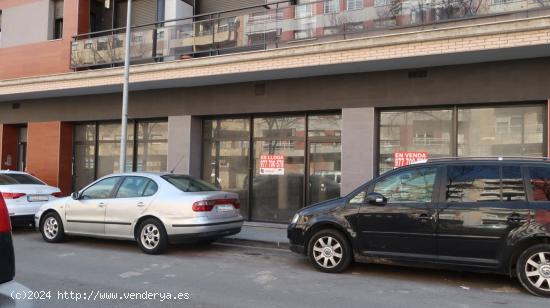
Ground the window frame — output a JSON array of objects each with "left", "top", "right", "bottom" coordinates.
[
  {"left": 370, "top": 165, "right": 441, "bottom": 204},
  {"left": 347, "top": 0, "right": 364, "bottom": 11},
  {"left": 80, "top": 176, "right": 122, "bottom": 200},
  {"left": 444, "top": 163, "right": 502, "bottom": 204},
  {"left": 324, "top": 0, "right": 340, "bottom": 14},
  {"left": 347, "top": 164, "right": 442, "bottom": 205},
  {"left": 113, "top": 176, "right": 158, "bottom": 199},
  {"left": 441, "top": 162, "right": 530, "bottom": 205}
]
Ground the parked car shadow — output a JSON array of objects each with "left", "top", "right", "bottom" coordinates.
[{"left": 291, "top": 256, "right": 525, "bottom": 295}]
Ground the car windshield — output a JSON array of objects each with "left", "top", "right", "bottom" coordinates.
[
  {"left": 162, "top": 175, "right": 218, "bottom": 192},
  {"left": 0, "top": 173, "right": 45, "bottom": 185}
]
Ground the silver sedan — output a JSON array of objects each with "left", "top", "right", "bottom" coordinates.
[{"left": 35, "top": 173, "right": 243, "bottom": 254}]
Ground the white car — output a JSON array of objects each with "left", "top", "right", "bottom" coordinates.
[
  {"left": 0, "top": 171, "right": 61, "bottom": 226},
  {"left": 35, "top": 172, "right": 244, "bottom": 254}
]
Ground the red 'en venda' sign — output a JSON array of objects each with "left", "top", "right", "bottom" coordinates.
[
  {"left": 394, "top": 152, "right": 429, "bottom": 168},
  {"left": 259, "top": 155, "right": 285, "bottom": 175}
]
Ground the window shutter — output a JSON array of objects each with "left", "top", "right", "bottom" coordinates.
[
  {"left": 54, "top": 0, "right": 64, "bottom": 19},
  {"left": 198, "top": 0, "right": 266, "bottom": 15}
]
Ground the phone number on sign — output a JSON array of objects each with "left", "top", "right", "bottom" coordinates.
[{"left": 11, "top": 290, "right": 191, "bottom": 302}]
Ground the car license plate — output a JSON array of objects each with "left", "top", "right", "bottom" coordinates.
[
  {"left": 216, "top": 204, "right": 234, "bottom": 212},
  {"left": 27, "top": 195, "right": 49, "bottom": 202}
]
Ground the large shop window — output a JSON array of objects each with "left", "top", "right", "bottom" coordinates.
[
  {"left": 73, "top": 120, "right": 168, "bottom": 190},
  {"left": 203, "top": 114, "right": 341, "bottom": 223},
  {"left": 379, "top": 104, "right": 546, "bottom": 174}
]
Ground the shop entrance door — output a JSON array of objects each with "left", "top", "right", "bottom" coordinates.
[{"left": 307, "top": 142, "right": 341, "bottom": 205}]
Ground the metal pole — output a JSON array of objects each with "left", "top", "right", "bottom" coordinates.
[{"left": 120, "top": 0, "right": 133, "bottom": 173}]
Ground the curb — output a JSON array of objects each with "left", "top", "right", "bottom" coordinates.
[{"left": 216, "top": 237, "right": 290, "bottom": 250}]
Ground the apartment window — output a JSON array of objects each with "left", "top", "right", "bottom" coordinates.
[
  {"left": 345, "top": 22, "right": 365, "bottom": 32},
  {"left": 324, "top": 0, "right": 340, "bottom": 14},
  {"left": 347, "top": 0, "right": 364, "bottom": 10},
  {"left": 53, "top": 0, "right": 64, "bottom": 39},
  {"left": 374, "top": 0, "right": 390, "bottom": 6},
  {"left": 294, "top": 19, "right": 315, "bottom": 39},
  {"left": 294, "top": 29, "right": 314, "bottom": 40},
  {"left": 492, "top": 0, "right": 512, "bottom": 4},
  {"left": 295, "top": 0, "right": 314, "bottom": 18},
  {"left": 0, "top": 10, "right": 3, "bottom": 44},
  {"left": 323, "top": 26, "right": 340, "bottom": 36}
]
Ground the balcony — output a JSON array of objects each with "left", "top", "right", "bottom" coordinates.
[{"left": 70, "top": 0, "right": 550, "bottom": 69}]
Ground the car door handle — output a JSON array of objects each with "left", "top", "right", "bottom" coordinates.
[
  {"left": 137, "top": 202, "right": 145, "bottom": 207},
  {"left": 416, "top": 213, "right": 434, "bottom": 221},
  {"left": 98, "top": 202, "right": 107, "bottom": 208},
  {"left": 507, "top": 213, "right": 527, "bottom": 224}
]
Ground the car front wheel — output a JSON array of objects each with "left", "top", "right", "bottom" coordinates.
[
  {"left": 40, "top": 212, "right": 65, "bottom": 243},
  {"left": 517, "top": 244, "right": 550, "bottom": 297},
  {"left": 137, "top": 218, "right": 168, "bottom": 255},
  {"left": 308, "top": 229, "right": 352, "bottom": 273}
]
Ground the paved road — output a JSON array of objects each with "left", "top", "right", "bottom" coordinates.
[{"left": 9, "top": 228, "right": 548, "bottom": 308}]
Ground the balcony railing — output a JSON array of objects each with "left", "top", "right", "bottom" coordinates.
[{"left": 70, "top": 0, "right": 550, "bottom": 69}]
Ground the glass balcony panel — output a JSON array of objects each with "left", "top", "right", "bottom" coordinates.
[{"left": 70, "top": 0, "right": 550, "bottom": 69}]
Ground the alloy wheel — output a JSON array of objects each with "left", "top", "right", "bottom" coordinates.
[
  {"left": 141, "top": 224, "right": 160, "bottom": 250},
  {"left": 525, "top": 251, "right": 550, "bottom": 292},
  {"left": 43, "top": 217, "right": 59, "bottom": 240},
  {"left": 312, "top": 236, "right": 343, "bottom": 269}
]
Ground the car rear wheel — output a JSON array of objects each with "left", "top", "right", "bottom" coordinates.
[
  {"left": 137, "top": 218, "right": 168, "bottom": 255},
  {"left": 517, "top": 244, "right": 550, "bottom": 297},
  {"left": 308, "top": 229, "right": 352, "bottom": 273},
  {"left": 40, "top": 212, "right": 65, "bottom": 243}
]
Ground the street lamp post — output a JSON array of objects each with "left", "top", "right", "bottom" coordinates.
[{"left": 120, "top": 0, "right": 133, "bottom": 173}]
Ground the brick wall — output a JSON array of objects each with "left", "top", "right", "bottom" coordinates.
[{"left": 0, "top": 0, "right": 90, "bottom": 80}]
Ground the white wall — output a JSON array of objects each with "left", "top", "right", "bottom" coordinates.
[
  {"left": 0, "top": 0, "right": 53, "bottom": 48},
  {"left": 164, "top": 0, "right": 193, "bottom": 22}
]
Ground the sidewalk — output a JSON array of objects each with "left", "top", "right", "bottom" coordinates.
[{"left": 217, "top": 221, "right": 289, "bottom": 249}]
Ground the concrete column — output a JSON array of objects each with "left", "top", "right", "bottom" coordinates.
[
  {"left": 341, "top": 107, "right": 376, "bottom": 196},
  {"left": 167, "top": 115, "right": 202, "bottom": 177},
  {"left": 26, "top": 122, "right": 73, "bottom": 195}
]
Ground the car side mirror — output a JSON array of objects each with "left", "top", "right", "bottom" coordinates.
[
  {"left": 366, "top": 192, "right": 387, "bottom": 206},
  {"left": 71, "top": 192, "right": 80, "bottom": 200}
]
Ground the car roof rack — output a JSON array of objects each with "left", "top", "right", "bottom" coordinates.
[{"left": 427, "top": 156, "right": 550, "bottom": 162}]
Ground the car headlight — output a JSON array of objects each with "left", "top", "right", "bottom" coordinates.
[{"left": 291, "top": 213, "right": 300, "bottom": 224}]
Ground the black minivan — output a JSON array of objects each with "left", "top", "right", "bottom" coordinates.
[{"left": 288, "top": 158, "right": 550, "bottom": 297}]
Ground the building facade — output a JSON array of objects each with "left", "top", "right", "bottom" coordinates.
[{"left": 1, "top": 0, "right": 549, "bottom": 223}]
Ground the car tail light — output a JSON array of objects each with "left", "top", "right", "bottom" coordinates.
[
  {"left": 0, "top": 194, "right": 11, "bottom": 233},
  {"left": 1, "top": 192, "right": 26, "bottom": 199},
  {"left": 192, "top": 199, "right": 240, "bottom": 212},
  {"left": 51, "top": 192, "right": 63, "bottom": 198}
]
